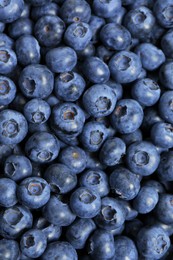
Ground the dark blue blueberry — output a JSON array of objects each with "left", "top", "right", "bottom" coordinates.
[
  {"left": 83, "top": 84, "right": 116, "bottom": 117},
  {"left": 133, "top": 186, "right": 159, "bottom": 214},
  {"left": 4, "top": 155, "right": 32, "bottom": 182},
  {"left": 0, "top": 22, "right": 5, "bottom": 32},
  {"left": 0, "top": 33, "right": 14, "bottom": 49},
  {"left": 96, "top": 45, "right": 114, "bottom": 63},
  {"left": 125, "top": 219, "right": 144, "bottom": 239},
  {"left": 85, "top": 152, "right": 106, "bottom": 171},
  {"left": 137, "top": 226, "right": 170, "bottom": 259},
  {"left": 19, "top": 64, "right": 54, "bottom": 99},
  {"left": 0, "top": 143, "right": 12, "bottom": 163},
  {"left": 109, "top": 51, "right": 142, "bottom": 83},
  {"left": 143, "top": 180, "right": 165, "bottom": 193},
  {"left": 70, "top": 187, "right": 101, "bottom": 218},
  {"left": 92, "top": 116, "right": 117, "bottom": 138},
  {"left": 26, "top": 0, "right": 51, "bottom": 6},
  {"left": 151, "top": 122, "right": 173, "bottom": 149},
  {"left": 0, "top": 239, "right": 19, "bottom": 260},
  {"left": 159, "top": 62, "right": 173, "bottom": 89},
  {"left": 80, "top": 122, "right": 108, "bottom": 152},
  {"left": 117, "top": 199, "right": 138, "bottom": 221},
  {"left": 0, "top": 0, "right": 24, "bottom": 23},
  {"left": 0, "top": 47, "right": 17, "bottom": 74},
  {"left": 82, "top": 57, "right": 110, "bottom": 84},
  {"left": 0, "top": 109, "right": 28, "bottom": 145},
  {"left": 15, "top": 35, "right": 40, "bottom": 66},
  {"left": 0, "top": 204, "right": 33, "bottom": 239},
  {"left": 157, "top": 151, "right": 173, "bottom": 181},
  {"left": 142, "top": 107, "right": 163, "bottom": 131},
  {"left": 9, "top": 92, "right": 27, "bottom": 112},
  {"left": 46, "top": 47, "right": 77, "bottom": 73},
  {"left": 77, "top": 43, "right": 96, "bottom": 60},
  {"left": 55, "top": 71, "right": 86, "bottom": 102},
  {"left": 112, "top": 236, "right": 138, "bottom": 260},
  {"left": 92, "top": 0, "right": 121, "bottom": 18},
  {"left": 155, "top": 194, "right": 173, "bottom": 224},
  {"left": 28, "top": 122, "right": 50, "bottom": 134},
  {"left": 110, "top": 99, "right": 143, "bottom": 134},
  {"left": 60, "top": 0, "right": 91, "bottom": 24},
  {"left": 87, "top": 229, "right": 115, "bottom": 259},
  {"left": 135, "top": 43, "right": 165, "bottom": 71},
  {"left": 20, "top": 229, "right": 47, "bottom": 258},
  {"left": 66, "top": 218, "right": 96, "bottom": 249},
  {"left": 106, "top": 79, "right": 123, "bottom": 100},
  {"left": 121, "top": 129, "right": 143, "bottom": 146},
  {"left": 129, "top": 0, "right": 154, "bottom": 9},
  {"left": 100, "top": 23, "right": 131, "bottom": 51},
  {"left": 89, "top": 15, "right": 105, "bottom": 44},
  {"left": 34, "top": 15, "right": 65, "bottom": 47},
  {"left": 24, "top": 98, "right": 51, "bottom": 125},
  {"left": 17, "top": 177, "right": 50, "bottom": 209},
  {"left": 42, "top": 224, "right": 62, "bottom": 243},
  {"left": 106, "top": 7, "right": 126, "bottom": 24},
  {"left": 64, "top": 22, "right": 92, "bottom": 51},
  {"left": 8, "top": 18, "right": 33, "bottom": 40},
  {"left": 31, "top": 2, "right": 59, "bottom": 21},
  {"left": 154, "top": 0, "right": 173, "bottom": 28},
  {"left": 46, "top": 94, "right": 60, "bottom": 108},
  {"left": 79, "top": 169, "right": 110, "bottom": 197},
  {"left": 110, "top": 167, "right": 141, "bottom": 200},
  {"left": 42, "top": 195, "right": 76, "bottom": 226},
  {"left": 41, "top": 241, "right": 78, "bottom": 260},
  {"left": 110, "top": 224, "right": 125, "bottom": 236},
  {"left": 159, "top": 91, "right": 173, "bottom": 124},
  {"left": 0, "top": 178, "right": 17, "bottom": 207},
  {"left": 161, "top": 29, "right": 173, "bottom": 58},
  {"left": 126, "top": 141, "right": 160, "bottom": 176},
  {"left": 132, "top": 78, "right": 161, "bottom": 106},
  {"left": 58, "top": 146, "right": 87, "bottom": 174},
  {"left": 20, "top": 2, "right": 30, "bottom": 18},
  {"left": 25, "top": 132, "right": 60, "bottom": 164},
  {"left": 99, "top": 137, "right": 126, "bottom": 166},
  {"left": 0, "top": 76, "right": 16, "bottom": 106}
]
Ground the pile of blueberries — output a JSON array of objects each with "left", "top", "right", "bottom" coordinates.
[{"left": 1, "top": 0, "right": 173, "bottom": 259}]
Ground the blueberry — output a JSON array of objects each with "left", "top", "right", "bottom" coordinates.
[
  {"left": 106, "top": 79, "right": 123, "bottom": 100},
  {"left": 19, "top": 64, "right": 54, "bottom": 99},
  {"left": 20, "top": 229, "right": 47, "bottom": 258},
  {"left": 46, "top": 47, "right": 77, "bottom": 73},
  {"left": 117, "top": 199, "right": 138, "bottom": 221},
  {"left": 4, "top": 155, "right": 32, "bottom": 182},
  {"left": 142, "top": 107, "right": 163, "bottom": 132},
  {"left": 0, "top": 33, "right": 14, "bottom": 49},
  {"left": 129, "top": 0, "right": 154, "bottom": 9},
  {"left": 0, "top": 178, "right": 17, "bottom": 207},
  {"left": 17, "top": 177, "right": 50, "bottom": 209},
  {"left": 125, "top": 219, "right": 144, "bottom": 239},
  {"left": 154, "top": 0, "right": 173, "bottom": 28},
  {"left": 155, "top": 194, "right": 173, "bottom": 224},
  {"left": 25, "top": 132, "right": 60, "bottom": 164},
  {"left": 96, "top": 45, "right": 114, "bottom": 63},
  {"left": 0, "top": 205, "right": 33, "bottom": 239},
  {"left": 143, "top": 180, "right": 165, "bottom": 193},
  {"left": 0, "top": 76, "right": 16, "bottom": 105},
  {"left": 92, "top": 0, "right": 121, "bottom": 18},
  {"left": 26, "top": 0, "right": 51, "bottom": 6},
  {"left": 20, "top": 2, "right": 30, "bottom": 18},
  {"left": 157, "top": 151, "right": 173, "bottom": 181},
  {"left": 0, "top": 47, "right": 17, "bottom": 75},
  {"left": 126, "top": 141, "right": 160, "bottom": 176},
  {"left": 0, "top": 22, "right": 5, "bottom": 32},
  {"left": 8, "top": 18, "right": 33, "bottom": 40},
  {"left": 31, "top": 2, "right": 59, "bottom": 21},
  {"left": 110, "top": 224, "right": 125, "bottom": 236},
  {"left": 55, "top": 71, "right": 86, "bottom": 102},
  {"left": 159, "top": 91, "right": 173, "bottom": 124},
  {"left": 110, "top": 99, "right": 143, "bottom": 134},
  {"left": 159, "top": 62, "right": 173, "bottom": 89},
  {"left": 79, "top": 169, "right": 110, "bottom": 197},
  {"left": 106, "top": 7, "right": 126, "bottom": 24},
  {"left": 89, "top": 15, "right": 106, "bottom": 44},
  {"left": 0, "top": 239, "right": 20, "bottom": 260},
  {"left": 77, "top": 43, "right": 96, "bottom": 60},
  {"left": 151, "top": 122, "right": 173, "bottom": 149},
  {"left": 109, "top": 51, "right": 142, "bottom": 83},
  {"left": 121, "top": 129, "right": 143, "bottom": 146},
  {"left": 42, "top": 224, "right": 62, "bottom": 243},
  {"left": 0, "top": 0, "right": 24, "bottom": 23},
  {"left": 70, "top": 187, "right": 101, "bottom": 218},
  {"left": 161, "top": 29, "right": 173, "bottom": 58}
]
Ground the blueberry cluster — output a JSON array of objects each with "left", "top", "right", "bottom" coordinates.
[{"left": 0, "top": 0, "right": 173, "bottom": 259}]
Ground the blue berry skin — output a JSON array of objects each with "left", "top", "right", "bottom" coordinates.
[
  {"left": 151, "top": 122, "right": 173, "bottom": 149},
  {"left": 100, "top": 23, "right": 131, "bottom": 51},
  {"left": 24, "top": 98, "right": 51, "bottom": 125},
  {"left": 155, "top": 194, "right": 173, "bottom": 224},
  {"left": 51, "top": 103, "right": 85, "bottom": 139},
  {"left": 44, "top": 163, "right": 77, "bottom": 194},
  {"left": 161, "top": 30, "right": 173, "bottom": 58},
  {"left": 110, "top": 167, "right": 141, "bottom": 200},
  {"left": 77, "top": 43, "right": 96, "bottom": 60},
  {"left": 15, "top": 35, "right": 40, "bottom": 66},
  {"left": 132, "top": 78, "right": 161, "bottom": 107},
  {"left": 87, "top": 229, "right": 115, "bottom": 259},
  {"left": 129, "top": 0, "right": 154, "bottom": 9},
  {"left": 110, "top": 224, "right": 125, "bottom": 236},
  {"left": 121, "top": 129, "right": 143, "bottom": 146},
  {"left": 124, "top": 6, "right": 155, "bottom": 41},
  {"left": 125, "top": 219, "right": 144, "bottom": 239},
  {"left": 89, "top": 15, "right": 105, "bottom": 44},
  {"left": 99, "top": 137, "right": 126, "bottom": 166},
  {"left": 20, "top": 2, "right": 30, "bottom": 18},
  {"left": 159, "top": 91, "right": 173, "bottom": 124},
  {"left": 4, "top": 155, "right": 32, "bottom": 182},
  {"left": 19, "top": 64, "right": 54, "bottom": 99},
  {"left": 92, "top": 0, "right": 121, "bottom": 18},
  {"left": 0, "top": 144, "right": 12, "bottom": 163},
  {"left": 135, "top": 43, "right": 166, "bottom": 71},
  {"left": 0, "top": 22, "right": 5, "bottom": 32},
  {"left": 70, "top": 187, "right": 101, "bottom": 218},
  {"left": 117, "top": 199, "right": 138, "bottom": 221},
  {"left": 143, "top": 180, "right": 165, "bottom": 194},
  {"left": 58, "top": 146, "right": 87, "bottom": 174},
  {"left": 0, "top": 76, "right": 16, "bottom": 106},
  {"left": 0, "top": 109, "right": 28, "bottom": 145},
  {"left": 42, "top": 195, "right": 76, "bottom": 226},
  {"left": 41, "top": 241, "right": 78, "bottom": 260},
  {"left": 17, "top": 177, "right": 50, "bottom": 209},
  {"left": 154, "top": 0, "right": 173, "bottom": 28},
  {"left": 80, "top": 122, "right": 108, "bottom": 152},
  {"left": 157, "top": 152, "right": 173, "bottom": 181},
  {"left": 25, "top": 132, "right": 60, "bottom": 164},
  {"left": 46, "top": 47, "right": 77, "bottom": 73},
  {"left": 142, "top": 108, "right": 163, "bottom": 132},
  {"left": 133, "top": 186, "right": 159, "bottom": 214},
  {"left": 159, "top": 62, "right": 173, "bottom": 89},
  {"left": 0, "top": 205, "right": 33, "bottom": 239},
  {"left": 83, "top": 84, "right": 117, "bottom": 118},
  {"left": 0, "top": 239, "right": 20, "bottom": 260},
  {"left": 137, "top": 226, "right": 170, "bottom": 259},
  {"left": 82, "top": 57, "right": 110, "bottom": 84},
  {"left": 79, "top": 169, "right": 110, "bottom": 197},
  {"left": 106, "top": 80, "right": 123, "bottom": 101},
  {"left": 42, "top": 224, "right": 62, "bottom": 243},
  {"left": 0, "top": 0, "right": 24, "bottom": 23},
  {"left": 0, "top": 178, "right": 17, "bottom": 207},
  {"left": 64, "top": 22, "right": 92, "bottom": 51},
  {"left": 31, "top": 2, "right": 59, "bottom": 21},
  {"left": 95, "top": 197, "right": 126, "bottom": 230},
  {"left": 60, "top": 0, "right": 91, "bottom": 24},
  {"left": 26, "top": 0, "right": 51, "bottom": 6},
  {"left": 20, "top": 229, "right": 47, "bottom": 258},
  {"left": 0, "top": 47, "right": 17, "bottom": 75},
  {"left": 109, "top": 51, "right": 142, "bottom": 83},
  {"left": 46, "top": 94, "right": 60, "bottom": 108},
  {"left": 110, "top": 99, "right": 143, "bottom": 134},
  {"left": 28, "top": 122, "right": 50, "bottom": 134},
  {"left": 0, "top": 33, "right": 14, "bottom": 49},
  {"left": 8, "top": 18, "right": 33, "bottom": 40},
  {"left": 34, "top": 15, "right": 65, "bottom": 47},
  {"left": 96, "top": 45, "right": 114, "bottom": 63},
  {"left": 55, "top": 72, "right": 86, "bottom": 102},
  {"left": 112, "top": 236, "right": 138, "bottom": 260},
  {"left": 126, "top": 141, "right": 160, "bottom": 176},
  {"left": 66, "top": 218, "right": 96, "bottom": 249},
  {"left": 106, "top": 7, "right": 126, "bottom": 24}
]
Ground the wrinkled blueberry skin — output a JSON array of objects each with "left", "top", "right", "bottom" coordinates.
[
  {"left": 92, "top": 0, "right": 122, "bottom": 18},
  {"left": 154, "top": 0, "right": 173, "bottom": 28},
  {"left": 8, "top": 18, "right": 33, "bottom": 40},
  {"left": 0, "top": 0, "right": 24, "bottom": 23},
  {"left": 31, "top": 2, "right": 59, "bottom": 21},
  {"left": 0, "top": 178, "right": 18, "bottom": 207},
  {"left": 0, "top": 239, "right": 20, "bottom": 260}
]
